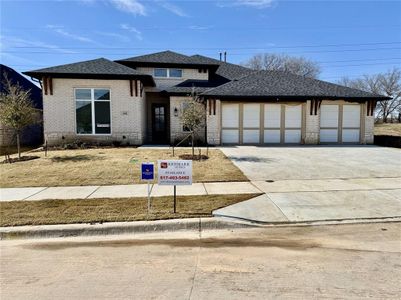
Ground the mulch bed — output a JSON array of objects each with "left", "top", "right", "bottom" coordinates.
[{"left": 2, "top": 156, "right": 40, "bottom": 164}]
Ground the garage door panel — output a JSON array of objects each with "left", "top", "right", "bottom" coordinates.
[
  {"left": 343, "top": 105, "right": 361, "bottom": 128},
  {"left": 264, "top": 130, "right": 281, "bottom": 143},
  {"left": 264, "top": 104, "right": 281, "bottom": 128},
  {"left": 285, "top": 105, "right": 302, "bottom": 128},
  {"left": 320, "top": 105, "right": 339, "bottom": 128},
  {"left": 343, "top": 129, "right": 360, "bottom": 143},
  {"left": 222, "top": 129, "right": 239, "bottom": 144},
  {"left": 222, "top": 104, "right": 239, "bottom": 128},
  {"left": 243, "top": 129, "right": 260, "bottom": 143},
  {"left": 243, "top": 104, "right": 260, "bottom": 128},
  {"left": 320, "top": 129, "right": 338, "bottom": 143},
  {"left": 285, "top": 130, "right": 301, "bottom": 143}
]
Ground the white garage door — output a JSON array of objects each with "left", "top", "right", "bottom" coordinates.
[
  {"left": 284, "top": 105, "right": 302, "bottom": 143},
  {"left": 221, "top": 103, "right": 239, "bottom": 144},
  {"left": 342, "top": 105, "right": 361, "bottom": 142},
  {"left": 243, "top": 103, "right": 260, "bottom": 143},
  {"left": 320, "top": 104, "right": 361, "bottom": 143},
  {"left": 263, "top": 104, "right": 281, "bottom": 143},
  {"left": 320, "top": 104, "right": 339, "bottom": 143},
  {"left": 221, "top": 103, "right": 304, "bottom": 145}
]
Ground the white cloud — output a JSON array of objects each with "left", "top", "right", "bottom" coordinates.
[
  {"left": 121, "top": 24, "right": 143, "bottom": 40},
  {"left": 218, "top": 0, "right": 275, "bottom": 9},
  {"left": 47, "top": 25, "right": 96, "bottom": 43},
  {"left": 158, "top": 1, "right": 188, "bottom": 17},
  {"left": 95, "top": 31, "right": 131, "bottom": 43},
  {"left": 110, "top": 0, "right": 146, "bottom": 16},
  {"left": 188, "top": 25, "right": 212, "bottom": 30},
  {"left": 0, "top": 35, "right": 76, "bottom": 54}
]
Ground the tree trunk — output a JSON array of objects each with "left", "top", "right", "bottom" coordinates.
[
  {"left": 16, "top": 132, "right": 21, "bottom": 159},
  {"left": 191, "top": 132, "right": 194, "bottom": 157}
]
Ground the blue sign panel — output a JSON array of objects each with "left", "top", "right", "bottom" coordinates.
[{"left": 141, "top": 162, "right": 154, "bottom": 181}]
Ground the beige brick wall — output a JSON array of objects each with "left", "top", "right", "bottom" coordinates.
[
  {"left": 170, "top": 96, "right": 206, "bottom": 144},
  {"left": 364, "top": 115, "right": 375, "bottom": 144},
  {"left": 136, "top": 67, "right": 208, "bottom": 89},
  {"left": 304, "top": 100, "right": 320, "bottom": 144},
  {"left": 43, "top": 78, "right": 145, "bottom": 145},
  {"left": 206, "top": 100, "right": 221, "bottom": 145}
]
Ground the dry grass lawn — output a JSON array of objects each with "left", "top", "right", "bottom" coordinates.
[
  {"left": 0, "top": 194, "right": 260, "bottom": 227},
  {"left": 374, "top": 123, "right": 401, "bottom": 136},
  {"left": 0, "top": 148, "right": 247, "bottom": 188}
]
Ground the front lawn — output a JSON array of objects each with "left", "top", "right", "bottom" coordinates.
[
  {"left": 0, "top": 148, "right": 247, "bottom": 187},
  {"left": 0, "top": 194, "right": 260, "bottom": 227}
]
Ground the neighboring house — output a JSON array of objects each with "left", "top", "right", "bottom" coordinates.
[
  {"left": 23, "top": 51, "right": 390, "bottom": 146},
  {"left": 0, "top": 64, "right": 43, "bottom": 147}
]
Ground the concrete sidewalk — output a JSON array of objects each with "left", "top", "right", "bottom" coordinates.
[{"left": 0, "top": 181, "right": 261, "bottom": 201}]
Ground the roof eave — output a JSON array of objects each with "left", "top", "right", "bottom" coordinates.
[
  {"left": 116, "top": 61, "right": 219, "bottom": 70},
  {"left": 200, "top": 94, "right": 391, "bottom": 101},
  {"left": 22, "top": 72, "right": 156, "bottom": 87}
]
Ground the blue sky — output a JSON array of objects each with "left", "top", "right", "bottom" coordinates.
[{"left": 1, "top": 0, "right": 400, "bottom": 82}]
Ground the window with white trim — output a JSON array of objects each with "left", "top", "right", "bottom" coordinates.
[{"left": 75, "top": 88, "right": 111, "bottom": 134}]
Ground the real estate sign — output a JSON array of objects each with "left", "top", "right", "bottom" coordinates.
[{"left": 157, "top": 160, "right": 192, "bottom": 185}]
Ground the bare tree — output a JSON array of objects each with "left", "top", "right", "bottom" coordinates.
[
  {"left": 338, "top": 68, "right": 400, "bottom": 122},
  {"left": 180, "top": 91, "right": 206, "bottom": 157},
  {"left": 0, "top": 75, "right": 40, "bottom": 159},
  {"left": 242, "top": 53, "right": 321, "bottom": 78}
]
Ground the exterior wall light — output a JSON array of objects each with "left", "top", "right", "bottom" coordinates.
[{"left": 174, "top": 107, "right": 179, "bottom": 117}]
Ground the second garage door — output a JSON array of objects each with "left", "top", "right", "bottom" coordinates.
[
  {"left": 221, "top": 103, "right": 303, "bottom": 144},
  {"left": 320, "top": 104, "right": 361, "bottom": 143}
]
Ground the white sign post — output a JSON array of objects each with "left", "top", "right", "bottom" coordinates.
[{"left": 158, "top": 160, "right": 192, "bottom": 213}]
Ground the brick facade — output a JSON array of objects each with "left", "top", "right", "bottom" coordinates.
[{"left": 43, "top": 78, "right": 146, "bottom": 146}]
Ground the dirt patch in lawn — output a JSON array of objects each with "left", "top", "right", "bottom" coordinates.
[
  {"left": 0, "top": 148, "right": 247, "bottom": 188},
  {"left": 0, "top": 194, "right": 260, "bottom": 227}
]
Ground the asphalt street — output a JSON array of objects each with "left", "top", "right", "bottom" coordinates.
[{"left": 1, "top": 222, "right": 401, "bottom": 299}]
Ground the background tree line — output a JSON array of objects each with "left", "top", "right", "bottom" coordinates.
[{"left": 242, "top": 53, "right": 400, "bottom": 122}]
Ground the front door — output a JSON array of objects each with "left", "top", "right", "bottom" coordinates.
[{"left": 152, "top": 104, "right": 167, "bottom": 143}]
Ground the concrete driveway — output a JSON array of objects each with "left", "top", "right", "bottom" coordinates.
[{"left": 216, "top": 146, "right": 401, "bottom": 223}]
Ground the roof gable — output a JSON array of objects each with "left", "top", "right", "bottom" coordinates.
[
  {"left": 23, "top": 58, "right": 155, "bottom": 85},
  {"left": 116, "top": 50, "right": 220, "bottom": 67}
]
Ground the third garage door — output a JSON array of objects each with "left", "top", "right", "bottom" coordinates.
[{"left": 320, "top": 103, "right": 361, "bottom": 143}]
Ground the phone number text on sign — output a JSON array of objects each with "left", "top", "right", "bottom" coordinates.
[{"left": 158, "top": 160, "right": 193, "bottom": 185}]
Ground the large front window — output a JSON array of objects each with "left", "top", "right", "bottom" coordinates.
[{"left": 75, "top": 88, "right": 111, "bottom": 134}]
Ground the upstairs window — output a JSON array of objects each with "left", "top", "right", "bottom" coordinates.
[
  {"left": 169, "top": 69, "right": 183, "bottom": 78},
  {"left": 75, "top": 88, "right": 111, "bottom": 135},
  {"left": 154, "top": 68, "right": 182, "bottom": 78}
]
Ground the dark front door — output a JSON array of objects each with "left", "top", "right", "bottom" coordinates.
[{"left": 152, "top": 104, "right": 168, "bottom": 143}]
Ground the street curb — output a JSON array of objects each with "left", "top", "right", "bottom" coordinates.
[{"left": 0, "top": 217, "right": 256, "bottom": 240}]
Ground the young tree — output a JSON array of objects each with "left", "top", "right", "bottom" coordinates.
[
  {"left": 242, "top": 53, "right": 321, "bottom": 78},
  {"left": 338, "top": 68, "right": 400, "bottom": 122},
  {"left": 180, "top": 91, "right": 206, "bottom": 157},
  {"left": 0, "top": 75, "right": 40, "bottom": 159}
]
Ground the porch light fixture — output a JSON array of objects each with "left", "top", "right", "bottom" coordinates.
[{"left": 174, "top": 107, "right": 179, "bottom": 117}]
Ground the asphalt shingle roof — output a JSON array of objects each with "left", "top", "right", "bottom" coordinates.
[
  {"left": 190, "top": 55, "right": 254, "bottom": 80},
  {"left": 201, "top": 70, "right": 389, "bottom": 100},
  {"left": 24, "top": 58, "right": 155, "bottom": 85},
  {"left": 1, "top": 64, "right": 43, "bottom": 109},
  {"left": 163, "top": 79, "right": 220, "bottom": 94},
  {"left": 117, "top": 50, "right": 219, "bottom": 66}
]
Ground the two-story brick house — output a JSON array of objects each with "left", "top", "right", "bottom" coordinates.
[{"left": 23, "top": 50, "right": 389, "bottom": 146}]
